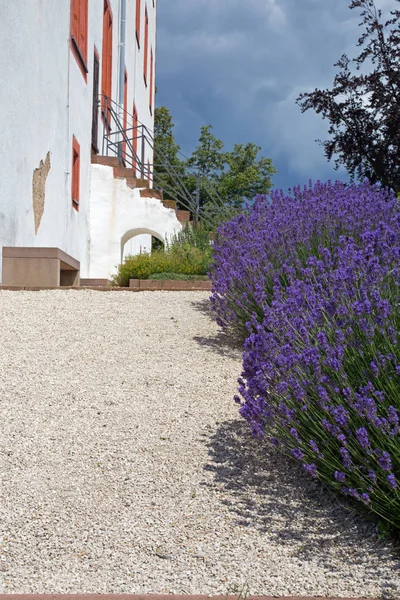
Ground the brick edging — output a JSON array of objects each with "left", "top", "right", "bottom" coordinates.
[
  {"left": 129, "top": 279, "right": 212, "bottom": 291},
  {"left": 0, "top": 285, "right": 211, "bottom": 292},
  {"left": 0, "top": 596, "right": 377, "bottom": 600}
]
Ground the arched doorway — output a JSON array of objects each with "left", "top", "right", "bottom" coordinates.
[{"left": 120, "top": 228, "right": 165, "bottom": 262}]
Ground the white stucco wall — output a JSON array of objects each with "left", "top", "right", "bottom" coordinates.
[
  {"left": 123, "top": 234, "right": 152, "bottom": 258},
  {"left": 0, "top": 0, "right": 157, "bottom": 283},
  {"left": 88, "top": 164, "right": 182, "bottom": 279}
]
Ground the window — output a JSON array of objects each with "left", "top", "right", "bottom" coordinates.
[
  {"left": 149, "top": 47, "right": 154, "bottom": 114},
  {"left": 132, "top": 103, "right": 138, "bottom": 172},
  {"left": 101, "top": 0, "right": 113, "bottom": 128},
  {"left": 136, "top": 0, "right": 141, "bottom": 47},
  {"left": 70, "top": 0, "right": 88, "bottom": 80},
  {"left": 143, "top": 7, "right": 149, "bottom": 86},
  {"left": 71, "top": 137, "right": 80, "bottom": 211},
  {"left": 122, "top": 70, "right": 128, "bottom": 161}
]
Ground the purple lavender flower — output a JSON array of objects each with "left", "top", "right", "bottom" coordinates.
[
  {"left": 340, "top": 447, "right": 353, "bottom": 469},
  {"left": 291, "top": 447, "right": 305, "bottom": 461},
  {"left": 370, "top": 362, "right": 379, "bottom": 377},
  {"left": 378, "top": 451, "right": 393, "bottom": 472},
  {"left": 290, "top": 427, "right": 300, "bottom": 440},
  {"left": 302, "top": 463, "right": 318, "bottom": 478},
  {"left": 387, "top": 474, "right": 397, "bottom": 489},
  {"left": 356, "top": 427, "right": 370, "bottom": 450},
  {"left": 334, "top": 471, "right": 346, "bottom": 482}
]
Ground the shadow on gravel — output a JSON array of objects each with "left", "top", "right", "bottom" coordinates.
[
  {"left": 190, "top": 298, "right": 214, "bottom": 319},
  {"left": 201, "top": 417, "right": 400, "bottom": 588},
  {"left": 191, "top": 299, "right": 244, "bottom": 358},
  {"left": 193, "top": 331, "right": 242, "bottom": 359}
]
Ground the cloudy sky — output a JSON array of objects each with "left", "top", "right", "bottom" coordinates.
[{"left": 155, "top": 0, "right": 397, "bottom": 193}]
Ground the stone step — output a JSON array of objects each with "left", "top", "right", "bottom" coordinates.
[
  {"left": 140, "top": 188, "right": 163, "bottom": 200},
  {"left": 162, "top": 199, "right": 177, "bottom": 209},
  {"left": 91, "top": 155, "right": 121, "bottom": 167}
]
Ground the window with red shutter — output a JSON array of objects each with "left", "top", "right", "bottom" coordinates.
[
  {"left": 143, "top": 7, "right": 148, "bottom": 86},
  {"left": 136, "top": 0, "right": 141, "bottom": 47},
  {"left": 70, "top": 0, "right": 88, "bottom": 80},
  {"left": 101, "top": 0, "right": 113, "bottom": 129}
]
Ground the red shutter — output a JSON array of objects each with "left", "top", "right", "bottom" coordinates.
[
  {"left": 71, "top": 0, "right": 79, "bottom": 42},
  {"left": 101, "top": 0, "right": 113, "bottom": 125},
  {"left": 136, "top": 0, "right": 141, "bottom": 45},
  {"left": 79, "top": 0, "right": 88, "bottom": 63},
  {"left": 143, "top": 8, "right": 148, "bottom": 85}
]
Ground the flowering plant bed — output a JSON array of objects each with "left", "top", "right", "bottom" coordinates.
[{"left": 210, "top": 180, "right": 400, "bottom": 532}]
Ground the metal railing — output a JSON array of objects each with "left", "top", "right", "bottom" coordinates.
[{"left": 100, "top": 95, "right": 224, "bottom": 226}]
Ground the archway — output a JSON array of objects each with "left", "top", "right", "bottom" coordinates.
[{"left": 121, "top": 228, "right": 165, "bottom": 263}]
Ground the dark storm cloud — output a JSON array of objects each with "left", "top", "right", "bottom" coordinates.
[{"left": 156, "top": 0, "right": 396, "bottom": 191}]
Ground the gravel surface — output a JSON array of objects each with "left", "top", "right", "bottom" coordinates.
[{"left": 0, "top": 289, "right": 399, "bottom": 596}]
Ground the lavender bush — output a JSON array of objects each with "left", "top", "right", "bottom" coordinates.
[{"left": 209, "top": 180, "right": 400, "bottom": 529}]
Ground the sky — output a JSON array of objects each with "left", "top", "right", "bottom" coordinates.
[{"left": 155, "top": 0, "right": 397, "bottom": 194}]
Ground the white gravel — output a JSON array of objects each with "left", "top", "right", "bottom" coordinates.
[{"left": 0, "top": 289, "right": 399, "bottom": 596}]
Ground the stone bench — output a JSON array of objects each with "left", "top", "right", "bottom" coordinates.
[{"left": 2, "top": 247, "right": 80, "bottom": 287}]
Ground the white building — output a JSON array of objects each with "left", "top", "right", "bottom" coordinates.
[{"left": 0, "top": 0, "right": 184, "bottom": 283}]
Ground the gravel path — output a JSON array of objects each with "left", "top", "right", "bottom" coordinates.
[{"left": 0, "top": 289, "right": 399, "bottom": 596}]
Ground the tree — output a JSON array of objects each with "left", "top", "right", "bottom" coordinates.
[
  {"left": 186, "top": 125, "right": 225, "bottom": 179},
  {"left": 185, "top": 125, "right": 225, "bottom": 213},
  {"left": 185, "top": 126, "right": 277, "bottom": 220},
  {"left": 296, "top": 0, "right": 400, "bottom": 194},
  {"left": 153, "top": 107, "right": 186, "bottom": 205},
  {"left": 218, "top": 142, "right": 277, "bottom": 207},
  {"left": 153, "top": 106, "right": 277, "bottom": 225}
]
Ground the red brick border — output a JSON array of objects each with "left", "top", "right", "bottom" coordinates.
[
  {"left": 0, "top": 596, "right": 377, "bottom": 600},
  {"left": 129, "top": 279, "right": 211, "bottom": 291},
  {"left": 0, "top": 285, "right": 211, "bottom": 292}
]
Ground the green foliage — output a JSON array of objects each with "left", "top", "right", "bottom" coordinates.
[
  {"left": 154, "top": 106, "right": 277, "bottom": 226},
  {"left": 218, "top": 142, "right": 277, "bottom": 207},
  {"left": 186, "top": 125, "right": 224, "bottom": 180}
]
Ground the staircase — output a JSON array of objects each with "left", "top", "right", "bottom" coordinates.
[
  {"left": 91, "top": 154, "right": 190, "bottom": 226},
  {"left": 98, "top": 95, "right": 221, "bottom": 228}
]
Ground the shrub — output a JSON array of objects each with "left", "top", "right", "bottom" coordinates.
[
  {"left": 112, "top": 225, "right": 213, "bottom": 286},
  {"left": 210, "top": 180, "right": 400, "bottom": 530}
]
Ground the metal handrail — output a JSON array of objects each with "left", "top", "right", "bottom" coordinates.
[{"left": 100, "top": 95, "right": 222, "bottom": 226}]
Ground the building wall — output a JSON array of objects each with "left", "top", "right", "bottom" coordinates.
[
  {"left": 0, "top": 0, "right": 157, "bottom": 282},
  {"left": 89, "top": 164, "right": 181, "bottom": 279}
]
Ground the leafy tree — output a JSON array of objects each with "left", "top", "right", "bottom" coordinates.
[
  {"left": 153, "top": 107, "right": 186, "bottom": 205},
  {"left": 185, "top": 126, "right": 276, "bottom": 222},
  {"left": 218, "top": 142, "right": 277, "bottom": 207},
  {"left": 153, "top": 106, "right": 277, "bottom": 225},
  {"left": 296, "top": 0, "right": 400, "bottom": 193},
  {"left": 185, "top": 125, "right": 225, "bottom": 214},
  {"left": 186, "top": 125, "right": 224, "bottom": 179}
]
